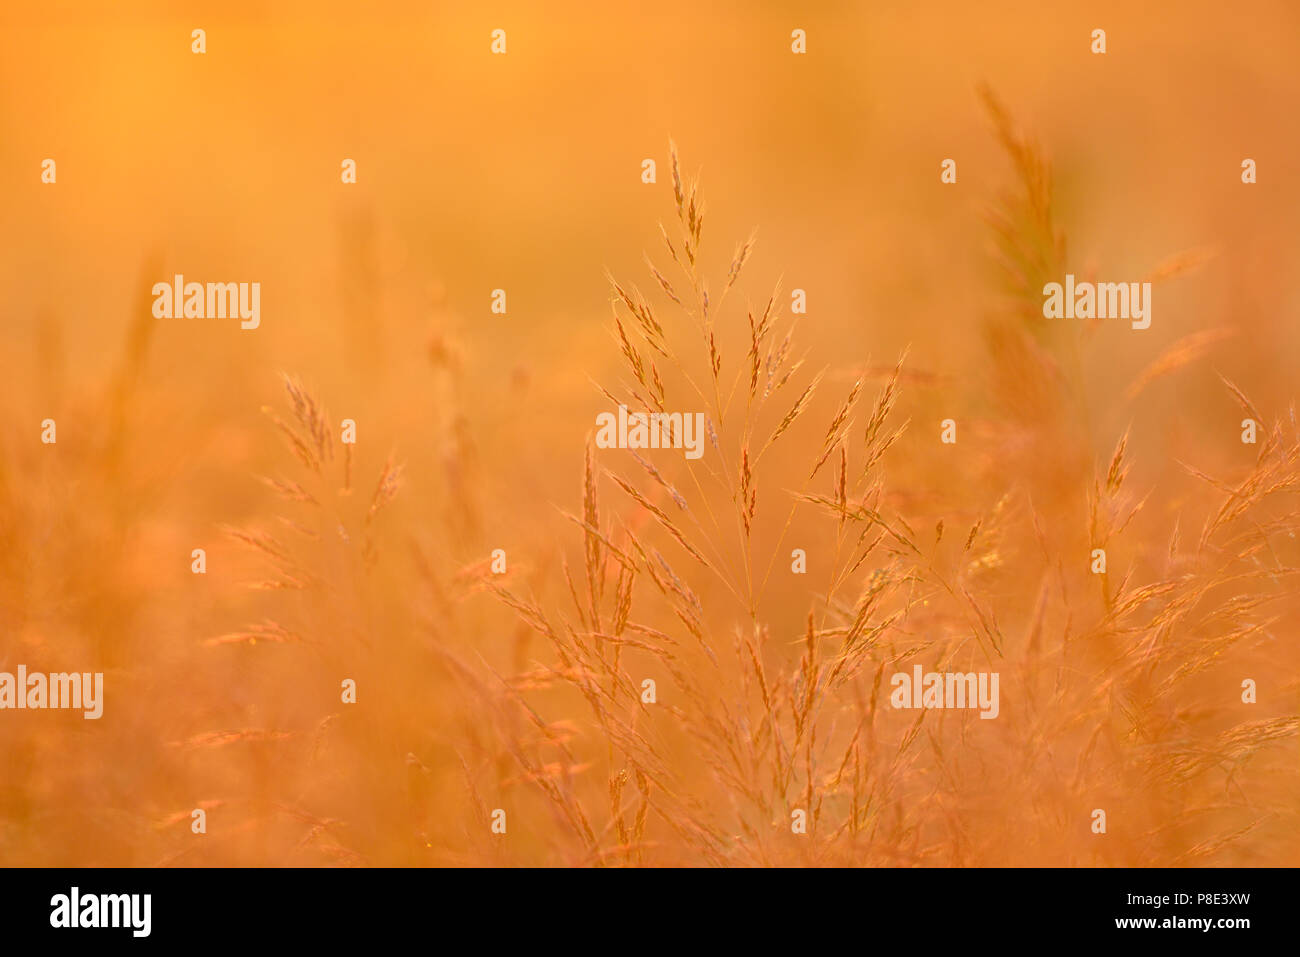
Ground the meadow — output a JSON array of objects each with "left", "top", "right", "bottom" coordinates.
[{"left": 1, "top": 1, "right": 1297, "bottom": 867}]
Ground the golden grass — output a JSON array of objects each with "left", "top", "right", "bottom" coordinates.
[{"left": 2, "top": 102, "right": 1296, "bottom": 868}]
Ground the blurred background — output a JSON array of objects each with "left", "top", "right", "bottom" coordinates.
[{"left": 1, "top": 1, "right": 1298, "bottom": 866}]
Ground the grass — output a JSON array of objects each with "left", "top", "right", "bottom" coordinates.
[{"left": 2, "top": 101, "right": 1296, "bottom": 868}]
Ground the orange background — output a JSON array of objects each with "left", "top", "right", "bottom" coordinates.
[{"left": 1, "top": 1, "right": 1298, "bottom": 865}]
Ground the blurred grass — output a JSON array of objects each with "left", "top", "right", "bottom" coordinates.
[{"left": 1, "top": 1, "right": 1298, "bottom": 866}]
